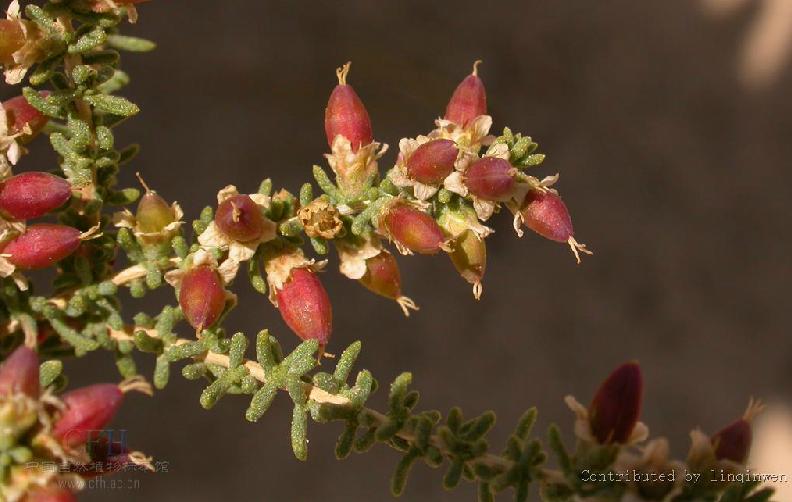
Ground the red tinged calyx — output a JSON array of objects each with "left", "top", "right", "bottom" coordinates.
[
  {"left": 178, "top": 265, "right": 227, "bottom": 332},
  {"left": 325, "top": 62, "right": 373, "bottom": 151},
  {"left": 215, "top": 194, "right": 265, "bottom": 242},
  {"left": 359, "top": 251, "right": 418, "bottom": 316},
  {"left": 465, "top": 157, "right": 516, "bottom": 201},
  {"left": 22, "top": 486, "right": 77, "bottom": 502},
  {"left": 711, "top": 400, "right": 764, "bottom": 463},
  {"left": 589, "top": 362, "right": 643, "bottom": 444},
  {"left": 52, "top": 383, "right": 124, "bottom": 448},
  {"left": 0, "top": 345, "right": 40, "bottom": 398},
  {"left": 382, "top": 203, "right": 447, "bottom": 255},
  {"left": 444, "top": 60, "right": 487, "bottom": 127},
  {"left": 520, "top": 190, "right": 591, "bottom": 264},
  {"left": 405, "top": 139, "right": 458, "bottom": 185},
  {"left": 1, "top": 224, "right": 81, "bottom": 270},
  {"left": 276, "top": 267, "right": 333, "bottom": 345},
  {"left": 3, "top": 93, "right": 50, "bottom": 140},
  {"left": 0, "top": 172, "right": 71, "bottom": 220}
]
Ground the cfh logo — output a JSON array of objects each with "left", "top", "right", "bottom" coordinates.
[{"left": 60, "top": 428, "right": 128, "bottom": 457}]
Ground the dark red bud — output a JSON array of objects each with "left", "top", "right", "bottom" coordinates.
[
  {"left": 3, "top": 92, "right": 50, "bottom": 140},
  {"left": 325, "top": 62, "right": 373, "bottom": 151},
  {"left": 52, "top": 384, "right": 124, "bottom": 448},
  {"left": 0, "top": 20, "right": 25, "bottom": 64},
  {"left": 178, "top": 265, "right": 227, "bottom": 331},
  {"left": 135, "top": 192, "right": 174, "bottom": 233},
  {"left": 383, "top": 203, "right": 446, "bottom": 255},
  {"left": 712, "top": 419, "right": 752, "bottom": 464},
  {"left": 0, "top": 345, "right": 40, "bottom": 398},
  {"left": 1, "top": 224, "right": 81, "bottom": 270},
  {"left": 276, "top": 267, "right": 333, "bottom": 345},
  {"left": 520, "top": 190, "right": 574, "bottom": 243},
  {"left": 359, "top": 251, "right": 402, "bottom": 300},
  {"left": 405, "top": 139, "right": 458, "bottom": 185},
  {"left": 0, "top": 172, "right": 71, "bottom": 220},
  {"left": 589, "top": 362, "right": 643, "bottom": 444},
  {"left": 214, "top": 194, "right": 265, "bottom": 242},
  {"left": 444, "top": 61, "right": 487, "bottom": 127},
  {"left": 465, "top": 157, "right": 515, "bottom": 201},
  {"left": 22, "top": 486, "right": 77, "bottom": 502}
]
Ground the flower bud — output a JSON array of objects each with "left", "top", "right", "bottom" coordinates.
[
  {"left": 276, "top": 267, "right": 332, "bottom": 345},
  {"left": 449, "top": 230, "right": 486, "bottom": 299},
  {"left": 711, "top": 401, "right": 763, "bottom": 463},
  {"left": 52, "top": 384, "right": 124, "bottom": 448},
  {"left": 382, "top": 203, "right": 446, "bottom": 255},
  {"left": 359, "top": 251, "right": 402, "bottom": 300},
  {"left": 178, "top": 265, "right": 227, "bottom": 331},
  {"left": 22, "top": 486, "right": 77, "bottom": 502},
  {"left": 325, "top": 62, "right": 373, "bottom": 151},
  {"left": 405, "top": 139, "right": 458, "bottom": 185},
  {"left": 444, "top": 61, "right": 487, "bottom": 127},
  {"left": 135, "top": 192, "right": 175, "bottom": 233},
  {"left": 0, "top": 20, "right": 25, "bottom": 64},
  {"left": 3, "top": 93, "right": 50, "bottom": 140},
  {"left": 214, "top": 194, "right": 265, "bottom": 242},
  {"left": 465, "top": 157, "right": 515, "bottom": 201},
  {"left": 589, "top": 362, "right": 643, "bottom": 444},
  {"left": 1, "top": 224, "right": 81, "bottom": 270},
  {"left": 0, "top": 345, "right": 39, "bottom": 398},
  {"left": 0, "top": 172, "right": 71, "bottom": 220}
]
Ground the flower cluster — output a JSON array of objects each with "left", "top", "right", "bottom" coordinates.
[{"left": 0, "top": 2, "right": 769, "bottom": 501}]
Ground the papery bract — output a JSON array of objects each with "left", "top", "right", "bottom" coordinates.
[
  {"left": 0, "top": 20, "right": 25, "bottom": 64},
  {"left": 0, "top": 172, "right": 71, "bottom": 220},
  {"left": 1, "top": 224, "right": 81, "bottom": 270}
]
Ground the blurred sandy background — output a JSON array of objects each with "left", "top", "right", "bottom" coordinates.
[{"left": 6, "top": 0, "right": 792, "bottom": 500}]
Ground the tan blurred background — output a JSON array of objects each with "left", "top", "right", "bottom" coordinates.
[{"left": 7, "top": 0, "right": 792, "bottom": 500}]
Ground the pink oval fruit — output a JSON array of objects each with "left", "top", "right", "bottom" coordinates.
[
  {"left": 3, "top": 92, "right": 50, "bottom": 140},
  {"left": 0, "top": 345, "right": 40, "bottom": 398},
  {"left": 405, "top": 139, "right": 458, "bottom": 185},
  {"left": 383, "top": 203, "right": 445, "bottom": 255},
  {"left": 444, "top": 61, "right": 487, "bottom": 127},
  {"left": 1, "top": 224, "right": 81, "bottom": 270},
  {"left": 276, "top": 268, "right": 333, "bottom": 345},
  {"left": 52, "top": 383, "right": 124, "bottom": 448},
  {"left": 520, "top": 191, "right": 574, "bottom": 243},
  {"left": 359, "top": 251, "right": 402, "bottom": 300},
  {"left": 325, "top": 62, "right": 373, "bottom": 151},
  {"left": 589, "top": 362, "right": 643, "bottom": 444},
  {"left": 465, "top": 157, "right": 515, "bottom": 201},
  {"left": 178, "top": 265, "right": 227, "bottom": 331},
  {"left": 0, "top": 172, "right": 71, "bottom": 220},
  {"left": 214, "top": 194, "right": 265, "bottom": 242}
]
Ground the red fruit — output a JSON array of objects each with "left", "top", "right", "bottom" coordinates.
[
  {"left": 520, "top": 191, "right": 573, "bottom": 243},
  {"left": 382, "top": 203, "right": 446, "bottom": 255},
  {"left": 444, "top": 61, "right": 487, "bottom": 127},
  {"left": 3, "top": 92, "right": 50, "bottom": 140},
  {"left": 214, "top": 194, "right": 265, "bottom": 242},
  {"left": 276, "top": 268, "right": 332, "bottom": 345},
  {"left": 0, "top": 20, "right": 25, "bottom": 64},
  {"left": 589, "top": 362, "right": 643, "bottom": 444},
  {"left": 52, "top": 384, "right": 124, "bottom": 448},
  {"left": 178, "top": 265, "right": 226, "bottom": 331},
  {"left": 325, "top": 62, "right": 373, "bottom": 151},
  {"left": 465, "top": 157, "right": 515, "bottom": 201},
  {"left": 0, "top": 172, "right": 71, "bottom": 220},
  {"left": 359, "top": 251, "right": 402, "bottom": 300},
  {"left": 1, "top": 224, "right": 81, "bottom": 270},
  {"left": 0, "top": 345, "right": 40, "bottom": 398},
  {"left": 405, "top": 139, "right": 458, "bottom": 185},
  {"left": 22, "top": 486, "right": 77, "bottom": 502},
  {"left": 712, "top": 419, "right": 751, "bottom": 463}
]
